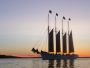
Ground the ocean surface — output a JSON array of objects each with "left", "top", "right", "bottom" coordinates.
[{"left": 0, "top": 58, "right": 90, "bottom": 68}]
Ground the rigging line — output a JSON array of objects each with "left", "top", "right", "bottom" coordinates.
[
  {"left": 32, "top": 22, "right": 47, "bottom": 48},
  {"left": 40, "top": 42, "right": 44, "bottom": 51},
  {"left": 45, "top": 29, "right": 48, "bottom": 52},
  {"left": 45, "top": 37, "right": 48, "bottom": 52},
  {"left": 38, "top": 36, "right": 43, "bottom": 49},
  {"left": 39, "top": 27, "right": 48, "bottom": 51},
  {"left": 43, "top": 38, "right": 47, "bottom": 51},
  {"left": 38, "top": 40, "right": 44, "bottom": 52},
  {"left": 33, "top": 26, "right": 47, "bottom": 50},
  {"left": 39, "top": 17, "right": 48, "bottom": 35},
  {"left": 41, "top": 33, "right": 48, "bottom": 52},
  {"left": 34, "top": 32, "right": 46, "bottom": 49},
  {"left": 32, "top": 38, "right": 40, "bottom": 49},
  {"left": 32, "top": 37, "right": 44, "bottom": 50},
  {"left": 42, "top": 27, "right": 49, "bottom": 51}
]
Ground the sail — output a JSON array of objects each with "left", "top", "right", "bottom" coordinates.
[
  {"left": 63, "top": 33, "right": 67, "bottom": 53},
  {"left": 48, "top": 29, "right": 54, "bottom": 52},
  {"left": 56, "top": 31, "right": 61, "bottom": 53},
  {"left": 69, "top": 31, "right": 74, "bottom": 53}
]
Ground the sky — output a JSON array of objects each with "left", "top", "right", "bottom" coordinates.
[{"left": 0, "top": 0, "right": 90, "bottom": 57}]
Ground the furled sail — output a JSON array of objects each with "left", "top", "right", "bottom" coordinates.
[
  {"left": 63, "top": 33, "right": 67, "bottom": 53},
  {"left": 56, "top": 31, "right": 61, "bottom": 53},
  {"left": 69, "top": 31, "right": 74, "bottom": 53},
  {"left": 48, "top": 29, "right": 54, "bottom": 52}
]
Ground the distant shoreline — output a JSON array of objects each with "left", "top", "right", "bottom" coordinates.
[
  {"left": 0, "top": 55, "right": 41, "bottom": 58},
  {"left": 0, "top": 55, "right": 21, "bottom": 58},
  {"left": 78, "top": 57, "right": 90, "bottom": 58}
]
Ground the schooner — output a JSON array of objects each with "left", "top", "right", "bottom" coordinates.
[{"left": 31, "top": 10, "right": 78, "bottom": 60}]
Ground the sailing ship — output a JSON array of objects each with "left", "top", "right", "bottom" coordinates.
[{"left": 31, "top": 10, "right": 78, "bottom": 60}]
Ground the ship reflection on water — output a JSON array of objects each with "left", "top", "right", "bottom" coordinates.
[
  {"left": 1, "top": 58, "right": 90, "bottom": 68},
  {"left": 48, "top": 59, "right": 74, "bottom": 68}
]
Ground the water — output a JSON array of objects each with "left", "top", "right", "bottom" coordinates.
[{"left": 0, "top": 58, "right": 90, "bottom": 68}]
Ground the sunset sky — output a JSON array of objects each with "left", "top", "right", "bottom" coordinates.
[{"left": 0, "top": 0, "right": 90, "bottom": 57}]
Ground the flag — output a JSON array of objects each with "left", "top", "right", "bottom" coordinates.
[
  {"left": 56, "top": 13, "right": 58, "bottom": 16},
  {"left": 63, "top": 16, "right": 66, "bottom": 20},
  {"left": 49, "top": 10, "right": 52, "bottom": 13},
  {"left": 69, "top": 18, "right": 71, "bottom": 21}
]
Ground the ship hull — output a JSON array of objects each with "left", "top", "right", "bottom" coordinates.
[{"left": 41, "top": 52, "right": 78, "bottom": 60}]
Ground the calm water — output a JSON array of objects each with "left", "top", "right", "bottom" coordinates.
[{"left": 0, "top": 58, "right": 90, "bottom": 68}]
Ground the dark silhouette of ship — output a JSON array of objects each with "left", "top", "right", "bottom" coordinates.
[{"left": 31, "top": 10, "right": 78, "bottom": 60}]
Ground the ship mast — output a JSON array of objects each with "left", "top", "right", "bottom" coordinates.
[
  {"left": 62, "top": 16, "right": 66, "bottom": 54},
  {"left": 67, "top": 18, "right": 70, "bottom": 54},
  {"left": 48, "top": 10, "right": 51, "bottom": 52},
  {"left": 68, "top": 18, "right": 74, "bottom": 54},
  {"left": 48, "top": 10, "right": 52, "bottom": 36},
  {"left": 62, "top": 16, "right": 66, "bottom": 37},
  {"left": 55, "top": 13, "right": 56, "bottom": 54},
  {"left": 62, "top": 17, "right": 63, "bottom": 54},
  {"left": 48, "top": 11, "right": 49, "bottom": 52},
  {"left": 55, "top": 13, "right": 59, "bottom": 54},
  {"left": 55, "top": 13, "right": 58, "bottom": 34}
]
